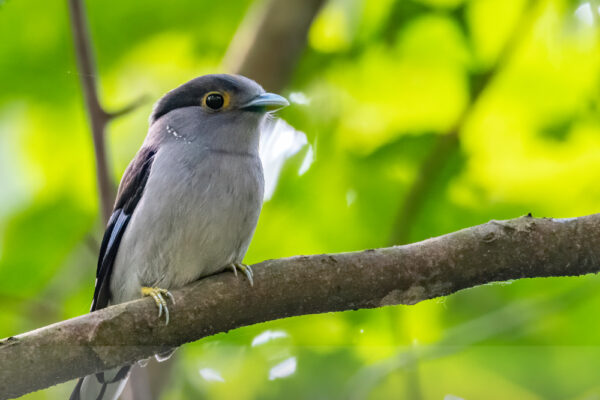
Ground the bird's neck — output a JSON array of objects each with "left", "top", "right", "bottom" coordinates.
[{"left": 203, "top": 125, "right": 261, "bottom": 156}]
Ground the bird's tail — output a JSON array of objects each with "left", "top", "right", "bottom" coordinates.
[{"left": 69, "top": 365, "right": 131, "bottom": 400}]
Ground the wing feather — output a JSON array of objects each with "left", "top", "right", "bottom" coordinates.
[{"left": 90, "top": 146, "right": 157, "bottom": 311}]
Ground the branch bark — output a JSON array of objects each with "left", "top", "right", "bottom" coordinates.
[{"left": 3, "top": 213, "right": 600, "bottom": 399}]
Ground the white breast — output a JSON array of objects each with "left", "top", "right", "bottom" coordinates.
[{"left": 109, "top": 143, "right": 264, "bottom": 304}]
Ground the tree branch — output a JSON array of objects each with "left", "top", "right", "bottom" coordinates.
[
  {"left": 68, "top": 0, "right": 146, "bottom": 223},
  {"left": 222, "top": 0, "right": 326, "bottom": 92},
  {"left": 2, "top": 213, "right": 600, "bottom": 398},
  {"left": 68, "top": 0, "right": 114, "bottom": 223}
]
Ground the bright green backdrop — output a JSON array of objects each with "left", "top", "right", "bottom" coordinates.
[{"left": 1, "top": 0, "right": 600, "bottom": 398}]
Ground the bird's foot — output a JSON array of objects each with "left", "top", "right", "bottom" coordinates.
[
  {"left": 141, "top": 287, "right": 175, "bottom": 325},
  {"left": 227, "top": 263, "right": 254, "bottom": 286}
]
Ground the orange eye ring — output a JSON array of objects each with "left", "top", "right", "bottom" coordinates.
[{"left": 203, "top": 91, "right": 230, "bottom": 110}]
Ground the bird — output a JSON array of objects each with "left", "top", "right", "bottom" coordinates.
[{"left": 69, "top": 74, "right": 289, "bottom": 400}]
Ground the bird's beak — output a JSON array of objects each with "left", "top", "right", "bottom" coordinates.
[{"left": 241, "top": 93, "right": 289, "bottom": 112}]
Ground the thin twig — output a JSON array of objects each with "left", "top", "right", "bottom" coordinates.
[
  {"left": 67, "top": 0, "right": 114, "bottom": 223},
  {"left": 107, "top": 94, "right": 150, "bottom": 120},
  {"left": 67, "top": 0, "right": 146, "bottom": 224}
]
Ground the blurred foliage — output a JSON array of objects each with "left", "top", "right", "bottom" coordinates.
[{"left": 1, "top": 0, "right": 600, "bottom": 398}]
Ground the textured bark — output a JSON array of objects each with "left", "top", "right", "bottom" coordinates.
[{"left": 2, "top": 214, "right": 600, "bottom": 398}]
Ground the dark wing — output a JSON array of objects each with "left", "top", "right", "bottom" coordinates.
[{"left": 90, "top": 146, "right": 157, "bottom": 311}]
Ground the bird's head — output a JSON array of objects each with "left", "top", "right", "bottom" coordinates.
[
  {"left": 150, "top": 74, "right": 289, "bottom": 124},
  {"left": 148, "top": 74, "right": 288, "bottom": 154}
]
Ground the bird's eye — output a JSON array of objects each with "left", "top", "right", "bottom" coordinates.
[{"left": 205, "top": 93, "right": 224, "bottom": 110}]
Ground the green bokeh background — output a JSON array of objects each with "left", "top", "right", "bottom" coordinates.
[{"left": 1, "top": 0, "right": 600, "bottom": 398}]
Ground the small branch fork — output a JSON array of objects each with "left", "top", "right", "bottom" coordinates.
[{"left": 67, "top": 0, "right": 146, "bottom": 223}]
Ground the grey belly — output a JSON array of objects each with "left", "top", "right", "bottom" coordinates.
[{"left": 109, "top": 151, "right": 264, "bottom": 304}]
